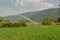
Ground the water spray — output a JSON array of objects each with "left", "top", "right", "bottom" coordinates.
[{"left": 20, "top": 15, "right": 38, "bottom": 25}]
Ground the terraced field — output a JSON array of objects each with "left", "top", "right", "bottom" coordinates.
[{"left": 0, "top": 25, "right": 60, "bottom": 40}]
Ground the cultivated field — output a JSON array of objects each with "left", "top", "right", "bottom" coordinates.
[{"left": 0, "top": 25, "right": 60, "bottom": 40}]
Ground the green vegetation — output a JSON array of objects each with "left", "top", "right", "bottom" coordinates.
[
  {"left": 0, "top": 25, "right": 60, "bottom": 40},
  {"left": 0, "top": 16, "right": 60, "bottom": 27},
  {"left": 58, "top": 17, "right": 60, "bottom": 22},
  {"left": 0, "top": 17, "right": 3, "bottom": 22},
  {"left": 1, "top": 21, "right": 27, "bottom": 28},
  {"left": 42, "top": 18, "right": 53, "bottom": 25}
]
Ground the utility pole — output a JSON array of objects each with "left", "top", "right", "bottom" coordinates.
[{"left": 59, "top": 4, "right": 60, "bottom": 15}]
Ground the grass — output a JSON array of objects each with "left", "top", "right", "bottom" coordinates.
[{"left": 0, "top": 25, "right": 60, "bottom": 40}]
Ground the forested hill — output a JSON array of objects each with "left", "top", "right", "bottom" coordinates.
[{"left": 4, "top": 8, "right": 60, "bottom": 20}]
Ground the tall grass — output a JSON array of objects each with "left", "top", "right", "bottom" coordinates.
[{"left": 0, "top": 25, "right": 60, "bottom": 40}]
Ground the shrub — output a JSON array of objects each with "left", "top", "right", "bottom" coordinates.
[
  {"left": 0, "top": 17, "right": 3, "bottom": 22},
  {"left": 1, "top": 22, "right": 14, "bottom": 27},
  {"left": 58, "top": 17, "right": 60, "bottom": 22},
  {"left": 0, "top": 21, "right": 27, "bottom": 28},
  {"left": 19, "top": 22, "right": 27, "bottom": 27},
  {"left": 42, "top": 17, "right": 53, "bottom": 25}
]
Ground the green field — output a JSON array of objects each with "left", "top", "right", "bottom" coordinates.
[{"left": 0, "top": 25, "right": 60, "bottom": 40}]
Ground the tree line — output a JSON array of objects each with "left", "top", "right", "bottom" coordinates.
[{"left": 0, "top": 16, "right": 60, "bottom": 28}]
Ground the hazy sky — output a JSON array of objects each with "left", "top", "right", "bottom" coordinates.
[{"left": 0, "top": 0, "right": 60, "bottom": 16}]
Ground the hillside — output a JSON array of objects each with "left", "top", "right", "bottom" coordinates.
[{"left": 4, "top": 8, "right": 60, "bottom": 21}]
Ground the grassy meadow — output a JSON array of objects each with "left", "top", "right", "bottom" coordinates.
[{"left": 0, "top": 25, "right": 60, "bottom": 40}]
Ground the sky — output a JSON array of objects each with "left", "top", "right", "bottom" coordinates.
[{"left": 0, "top": 0, "right": 60, "bottom": 16}]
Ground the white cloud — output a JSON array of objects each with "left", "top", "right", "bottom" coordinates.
[
  {"left": 40, "top": 2, "right": 54, "bottom": 10},
  {"left": 12, "top": 0, "right": 54, "bottom": 9},
  {"left": 12, "top": 0, "right": 43, "bottom": 6},
  {"left": 0, "top": 0, "right": 55, "bottom": 16}
]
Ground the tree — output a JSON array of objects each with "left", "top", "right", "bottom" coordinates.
[
  {"left": 42, "top": 17, "right": 53, "bottom": 25},
  {"left": 58, "top": 17, "right": 60, "bottom": 22}
]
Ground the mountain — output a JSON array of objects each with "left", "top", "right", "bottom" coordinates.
[{"left": 4, "top": 8, "right": 60, "bottom": 21}]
